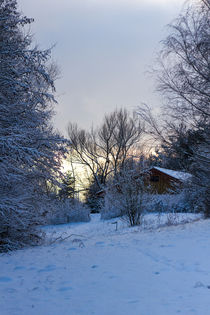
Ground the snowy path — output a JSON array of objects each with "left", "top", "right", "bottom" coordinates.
[{"left": 0, "top": 215, "right": 210, "bottom": 315}]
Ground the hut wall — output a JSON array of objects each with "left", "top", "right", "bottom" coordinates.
[{"left": 148, "top": 169, "right": 180, "bottom": 194}]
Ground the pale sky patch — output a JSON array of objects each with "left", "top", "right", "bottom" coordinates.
[{"left": 18, "top": 0, "right": 186, "bottom": 136}]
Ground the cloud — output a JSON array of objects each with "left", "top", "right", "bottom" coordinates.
[
  {"left": 18, "top": 0, "right": 185, "bottom": 136},
  {"left": 75, "top": 0, "right": 184, "bottom": 8}
]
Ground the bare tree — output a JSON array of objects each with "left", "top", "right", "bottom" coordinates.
[
  {"left": 138, "top": 0, "right": 210, "bottom": 147},
  {"left": 68, "top": 108, "right": 143, "bottom": 190},
  {"left": 156, "top": 0, "right": 210, "bottom": 126}
]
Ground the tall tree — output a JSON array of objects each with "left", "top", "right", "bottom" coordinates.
[
  {"left": 156, "top": 0, "right": 210, "bottom": 126},
  {"left": 68, "top": 108, "right": 142, "bottom": 190},
  {"left": 0, "top": 0, "right": 65, "bottom": 251}
]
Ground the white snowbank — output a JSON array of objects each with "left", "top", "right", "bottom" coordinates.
[{"left": 0, "top": 213, "right": 209, "bottom": 315}]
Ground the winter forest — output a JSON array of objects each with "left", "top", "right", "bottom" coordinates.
[{"left": 0, "top": 0, "right": 210, "bottom": 314}]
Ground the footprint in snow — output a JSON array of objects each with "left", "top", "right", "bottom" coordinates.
[
  {"left": 38, "top": 265, "right": 57, "bottom": 272},
  {"left": 5, "top": 288, "right": 17, "bottom": 293},
  {"left": 0, "top": 277, "right": 12, "bottom": 282},
  {"left": 194, "top": 281, "right": 205, "bottom": 288},
  {"left": 95, "top": 241, "right": 105, "bottom": 247},
  {"left": 127, "top": 300, "right": 140, "bottom": 304},
  {"left": 67, "top": 247, "right": 77, "bottom": 251},
  {"left": 108, "top": 275, "right": 117, "bottom": 279},
  {"left": 57, "top": 286, "right": 73, "bottom": 292},
  {"left": 14, "top": 266, "right": 25, "bottom": 271}
]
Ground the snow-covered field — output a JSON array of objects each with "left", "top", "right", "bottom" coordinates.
[{"left": 1, "top": 213, "right": 210, "bottom": 315}]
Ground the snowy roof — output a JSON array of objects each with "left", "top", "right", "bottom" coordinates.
[{"left": 152, "top": 167, "right": 191, "bottom": 181}]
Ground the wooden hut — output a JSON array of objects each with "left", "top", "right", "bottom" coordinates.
[{"left": 147, "top": 167, "right": 191, "bottom": 194}]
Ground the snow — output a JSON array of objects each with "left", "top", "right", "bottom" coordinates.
[
  {"left": 1, "top": 213, "right": 210, "bottom": 315},
  {"left": 152, "top": 167, "right": 192, "bottom": 181}
]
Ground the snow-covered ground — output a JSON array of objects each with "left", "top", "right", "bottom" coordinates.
[{"left": 1, "top": 213, "right": 210, "bottom": 315}]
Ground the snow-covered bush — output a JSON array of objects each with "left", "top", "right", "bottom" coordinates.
[
  {"left": 45, "top": 199, "right": 90, "bottom": 225},
  {"left": 147, "top": 193, "right": 190, "bottom": 213},
  {"left": 101, "top": 185, "right": 201, "bottom": 225},
  {"left": 100, "top": 190, "right": 123, "bottom": 220},
  {"left": 147, "top": 184, "right": 205, "bottom": 214},
  {"left": 101, "top": 168, "right": 150, "bottom": 226}
]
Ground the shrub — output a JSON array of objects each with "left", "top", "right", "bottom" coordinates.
[
  {"left": 44, "top": 199, "right": 90, "bottom": 225},
  {"left": 101, "top": 169, "right": 150, "bottom": 226}
]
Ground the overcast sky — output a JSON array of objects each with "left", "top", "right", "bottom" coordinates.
[{"left": 18, "top": 0, "right": 185, "bottom": 137}]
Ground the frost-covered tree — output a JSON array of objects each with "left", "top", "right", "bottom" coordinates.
[
  {"left": 0, "top": 0, "right": 65, "bottom": 251},
  {"left": 190, "top": 124, "right": 210, "bottom": 217},
  {"left": 156, "top": 0, "right": 210, "bottom": 126}
]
